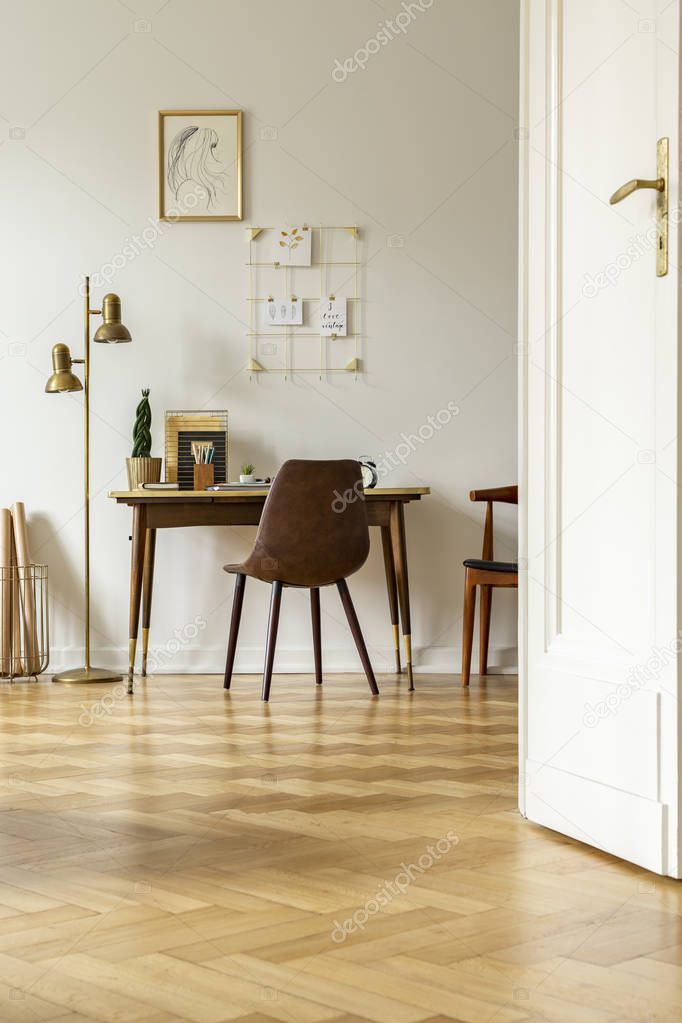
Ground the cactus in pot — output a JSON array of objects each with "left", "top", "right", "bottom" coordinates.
[
  {"left": 126, "top": 389, "right": 162, "bottom": 489},
  {"left": 132, "top": 389, "right": 152, "bottom": 457}
]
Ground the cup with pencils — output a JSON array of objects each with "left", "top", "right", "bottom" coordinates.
[{"left": 192, "top": 441, "right": 215, "bottom": 490}]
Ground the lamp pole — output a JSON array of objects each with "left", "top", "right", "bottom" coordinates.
[
  {"left": 81, "top": 274, "right": 107, "bottom": 671},
  {"left": 84, "top": 275, "right": 91, "bottom": 670}
]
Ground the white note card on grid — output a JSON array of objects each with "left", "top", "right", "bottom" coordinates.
[
  {"left": 320, "top": 298, "right": 347, "bottom": 336},
  {"left": 265, "top": 299, "right": 303, "bottom": 326}
]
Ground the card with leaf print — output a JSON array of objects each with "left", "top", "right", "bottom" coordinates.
[
  {"left": 274, "top": 223, "right": 311, "bottom": 266},
  {"left": 263, "top": 298, "right": 303, "bottom": 326}
]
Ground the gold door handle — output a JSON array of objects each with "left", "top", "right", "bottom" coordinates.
[
  {"left": 608, "top": 138, "right": 669, "bottom": 276},
  {"left": 609, "top": 177, "right": 664, "bottom": 205}
]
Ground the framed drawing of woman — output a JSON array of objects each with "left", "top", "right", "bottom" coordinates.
[{"left": 158, "top": 110, "right": 243, "bottom": 221}]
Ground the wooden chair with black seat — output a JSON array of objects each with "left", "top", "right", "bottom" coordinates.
[
  {"left": 222, "top": 458, "right": 379, "bottom": 702},
  {"left": 461, "top": 484, "right": 518, "bottom": 685}
]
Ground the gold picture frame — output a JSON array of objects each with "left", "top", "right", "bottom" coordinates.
[{"left": 158, "top": 110, "right": 243, "bottom": 222}]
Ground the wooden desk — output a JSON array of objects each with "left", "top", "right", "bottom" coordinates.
[{"left": 110, "top": 487, "right": 429, "bottom": 694}]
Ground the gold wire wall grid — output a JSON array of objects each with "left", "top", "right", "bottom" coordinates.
[
  {"left": 246, "top": 225, "right": 361, "bottom": 379},
  {"left": 165, "top": 411, "right": 229, "bottom": 489},
  {"left": 0, "top": 565, "right": 49, "bottom": 680}
]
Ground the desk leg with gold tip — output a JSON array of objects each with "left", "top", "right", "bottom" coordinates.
[
  {"left": 128, "top": 504, "right": 147, "bottom": 694},
  {"left": 380, "top": 525, "right": 401, "bottom": 674},
  {"left": 141, "top": 528, "right": 157, "bottom": 677},
  {"left": 389, "top": 501, "right": 414, "bottom": 690}
]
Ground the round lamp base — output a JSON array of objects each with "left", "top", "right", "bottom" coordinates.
[{"left": 52, "top": 666, "right": 123, "bottom": 684}]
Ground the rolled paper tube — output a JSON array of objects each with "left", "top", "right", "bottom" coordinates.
[
  {"left": 11, "top": 502, "right": 38, "bottom": 675},
  {"left": 0, "top": 510, "right": 11, "bottom": 676},
  {"left": 10, "top": 531, "right": 22, "bottom": 676}
]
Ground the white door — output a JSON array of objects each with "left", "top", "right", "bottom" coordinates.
[{"left": 518, "top": 0, "right": 681, "bottom": 874}]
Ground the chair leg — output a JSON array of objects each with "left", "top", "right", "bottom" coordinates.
[
  {"left": 223, "top": 573, "right": 246, "bottom": 689},
  {"left": 461, "top": 569, "right": 477, "bottom": 686},
  {"left": 311, "top": 588, "right": 322, "bottom": 684},
  {"left": 262, "top": 581, "right": 283, "bottom": 702},
  {"left": 479, "top": 585, "right": 492, "bottom": 676},
  {"left": 336, "top": 579, "right": 379, "bottom": 696}
]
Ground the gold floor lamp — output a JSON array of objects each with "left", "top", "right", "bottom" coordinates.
[{"left": 45, "top": 275, "right": 132, "bottom": 684}]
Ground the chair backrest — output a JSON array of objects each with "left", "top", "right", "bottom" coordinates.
[
  {"left": 249, "top": 459, "right": 370, "bottom": 587},
  {"left": 469, "top": 485, "right": 518, "bottom": 560}
]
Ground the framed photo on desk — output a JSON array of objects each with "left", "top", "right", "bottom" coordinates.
[{"left": 165, "top": 411, "right": 228, "bottom": 488}]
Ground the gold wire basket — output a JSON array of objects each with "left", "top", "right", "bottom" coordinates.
[{"left": 0, "top": 564, "right": 49, "bottom": 680}]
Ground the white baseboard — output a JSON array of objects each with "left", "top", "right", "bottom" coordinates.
[{"left": 47, "top": 644, "right": 518, "bottom": 676}]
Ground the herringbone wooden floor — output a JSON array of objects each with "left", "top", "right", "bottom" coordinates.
[{"left": 0, "top": 672, "right": 680, "bottom": 1023}]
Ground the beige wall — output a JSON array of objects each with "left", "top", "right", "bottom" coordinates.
[{"left": 0, "top": 0, "right": 518, "bottom": 675}]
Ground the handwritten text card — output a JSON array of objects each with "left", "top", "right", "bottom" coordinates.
[{"left": 320, "top": 298, "right": 347, "bottom": 336}]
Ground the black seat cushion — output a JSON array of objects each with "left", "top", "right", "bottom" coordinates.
[{"left": 463, "top": 558, "right": 518, "bottom": 573}]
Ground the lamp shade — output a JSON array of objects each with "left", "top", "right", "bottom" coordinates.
[
  {"left": 93, "top": 293, "right": 132, "bottom": 343},
  {"left": 45, "top": 343, "right": 83, "bottom": 393}
]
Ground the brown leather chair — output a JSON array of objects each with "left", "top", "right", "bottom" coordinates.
[
  {"left": 223, "top": 459, "right": 379, "bottom": 701},
  {"left": 461, "top": 485, "right": 518, "bottom": 685}
]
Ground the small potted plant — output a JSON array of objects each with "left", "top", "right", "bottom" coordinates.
[
  {"left": 126, "top": 389, "right": 162, "bottom": 489},
  {"left": 240, "top": 462, "right": 256, "bottom": 484}
]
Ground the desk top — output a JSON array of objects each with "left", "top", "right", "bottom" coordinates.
[{"left": 110, "top": 486, "right": 430, "bottom": 502}]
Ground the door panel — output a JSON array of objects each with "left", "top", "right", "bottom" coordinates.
[
  {"left": 525, "top": 762, "right": 665, "bottom": 873},
  {"left": 528, "top": 673, "right": 659, "bottom": 799},
  {"left": 561, "top": 0, "right": 656, "bottom": 653},
  {"left": 519, "top": 0, "right": 680, "bottom": 874}
]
